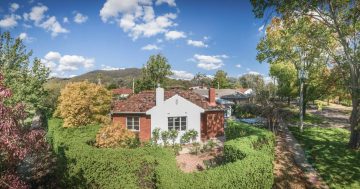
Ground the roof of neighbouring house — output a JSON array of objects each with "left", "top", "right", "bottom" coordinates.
[
  {"left": 112, "top": 88, "right": 133, "bottom": 95},
  {"left": 112, "top": 89, "right": 224, "bottom": 113},
  {"left": 192, "top": 88, "right": 253, "bottom": 98}
]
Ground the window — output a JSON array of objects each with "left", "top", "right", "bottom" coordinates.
[
  {"left": 127, "top": 117, "right": 140, "bottom": 131},
  {"left": 168, "top": 116, "right": 187, "bottom": 131}
]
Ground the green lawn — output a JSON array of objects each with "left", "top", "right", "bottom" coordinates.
[
  {"left": 290, "top": 113, "right": 325, "bottom": 125},
  {"left": 289, "top": 127, "right": 360, "bottom": 189}
]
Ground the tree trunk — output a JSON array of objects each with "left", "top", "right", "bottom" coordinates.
[
  {"left": 287, "top": 97, "right": 291, "bottom": 106},
  {"left": 302, "top": 84, "right": 307, "bottom": 117},
  {"left": 348, "top": 64, "right": 360, "bottom": 149}
]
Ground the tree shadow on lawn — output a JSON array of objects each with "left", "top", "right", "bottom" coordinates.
[{"left": 290, "top": 127, "right": 360, "bottom": 188}]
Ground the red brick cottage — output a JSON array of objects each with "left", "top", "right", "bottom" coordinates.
[{"left": 111, "top": 87, "right": 225, "bottom": 142}]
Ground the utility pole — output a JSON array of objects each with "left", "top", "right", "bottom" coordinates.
[{"left": 217, "top": 81, "right": 220, "bottom": 89}]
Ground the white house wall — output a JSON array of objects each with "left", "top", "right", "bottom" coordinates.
[{"left": 146, "top": 94, "right": 205, "bottom": 143}]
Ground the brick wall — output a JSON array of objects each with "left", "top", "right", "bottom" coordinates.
[
  {"left": 201, "top": 111, "right": 225, "bottom": 140},
  {"left": 112, "top": 114, "right": 151, "bottom": 142}
]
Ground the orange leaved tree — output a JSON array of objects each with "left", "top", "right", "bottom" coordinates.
[{"left": 55, "top": 81, "right": 111, "bottom": 127}]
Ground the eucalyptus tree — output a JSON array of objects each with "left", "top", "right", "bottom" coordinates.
[
  {"left": 135, "top": 54, "right": 172, "bottom": 92},
  {"left": 252, "top": 0, "right": 360, "bottom": 149}
]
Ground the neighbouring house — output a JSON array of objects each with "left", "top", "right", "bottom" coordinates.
[
  {"left": 112, "top": 88, "right": 133, "bottom": 100},
  {"left": 111, "top": 87, "right": 225, "bottom": 143},
  {"left": 192, "top": 88, "right": 254, "bottom": 117}
]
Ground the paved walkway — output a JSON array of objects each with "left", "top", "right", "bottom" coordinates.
[{"left": 283, "top": 125, "right": 329, "bottom": 189}]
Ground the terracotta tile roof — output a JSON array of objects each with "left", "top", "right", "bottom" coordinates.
[
  {"left": 112, "top": 89, "right": 224, "bottom": 113},
  {"left": 112, "top": 88, "right": 133, "bottom": 95}
]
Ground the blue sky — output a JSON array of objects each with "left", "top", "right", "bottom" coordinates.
[{"left": 0, "top": 0, "right": 269, "bottom": 79}]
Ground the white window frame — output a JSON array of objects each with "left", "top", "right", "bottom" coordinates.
[
  {"left": 126, "top": 116, "right": 140, "bottom": 131},
  {"left": 168, "top": 116, "right": 187, "bottom": 131}
]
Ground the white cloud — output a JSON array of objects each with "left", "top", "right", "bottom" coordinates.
[
  {"left": 74, "top": 12, "right": 88, "bottom": 24},
  {"left": 141, "top": 44, "right": 160, "bottom": 50},
  {"left": 155, "top": 0, "right": 176, "bottom": 7},
  {"left": 101, "top": 64, "right": 125, "bottom": 71},
  {"left": 40, "top": 16, "right": 69, "bottom": 37},
  {"left": 258, "top": 24, "right": 264, "bottom": 32},
  {"left": 235, "top": 64, "right": 241, "bottom": 68},
  {"left": 169, "top": 70, "right": 194, "bottom": 80},
  {"left": 248, "top": 71, "right": 260, "bottom": 75},
  {"left": 100, "top": 0, "right": 179, "bottom": 40},
  {"left": 41, "top": 51, "right": 95, "bottom": 74},
  {"left": 28, "top": 5, "right": 48, "bottom": 24},
  {"left": 0, "top": 15, "right": 18, "bottom": 29},
  {"left": 191, "top": 54, "right": 227, "bottom": 70},
  {"left": 165, "top": 30, "right": 186, "bottom": 40},
  {"left": 44, "top": 51, "right": 61, "bottom": 61},
  {"left": 100, "top": 0, "right": 140, "bottom": 22},
  {"left": 187, "top": 39, "right": 208, "bottom": 48},
  {"left": 10, "top": 3, "right": 20, "bottom": 12},
  {"left": 24, "top": 5, "right": 69, "bottom": 37},
  {"left": 58, "top": 55, "right": 94, "bottom": 71},
  {"left": 18, "top": 32, "right": 34, "bottom": 42},
  {"left": 63, "top": 17, "right": 69, "bottom": 23}
]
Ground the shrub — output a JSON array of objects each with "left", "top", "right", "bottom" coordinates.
[
  {"left": 95, "top": 124, "right": 136, "bottom": 148},
  {"left": 55, "top": 81, "right": 112, "bottom": 127},
  {"left": 234, "top": 104, "right": 260, "bottom": 118},
  {"left": 189, "top": 142, "right": 201, "bottom": 155},
  {"left": 169, "top": 129, "right": 179, "bottom": 146},
  {"left": 202, "top": 139, "right": 217, "bottom": 152},
  {"left": 161, "top": 130, "right": 171, "bottom": 146},
  {"left": 152, "top": 128, "right": 161, "bottom": 146}
]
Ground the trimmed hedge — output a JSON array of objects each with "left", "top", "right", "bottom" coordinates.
[{"left": 48, "top": 119, "right": 274, "bottom": 189}]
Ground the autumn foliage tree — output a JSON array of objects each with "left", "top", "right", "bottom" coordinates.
[
  {"left": 55, "top": 81, "right": 112, "bottom": 127},
  {"left": 0, "top": 74, "right": 56, "bottom": 188}
]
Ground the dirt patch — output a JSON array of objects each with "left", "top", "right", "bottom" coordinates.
[
  {"left": 274, "top": 132, "right": 311, "bottom": 189},
  {"left": 176, "top": 147, "right": 223, "bottom": 173}
]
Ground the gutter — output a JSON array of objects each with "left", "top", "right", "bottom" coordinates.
[{"left": 111, "top": 111, "right": 146, "bottom": 115}]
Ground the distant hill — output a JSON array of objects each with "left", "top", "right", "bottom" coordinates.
[{"left": 46, "top": 68, "right": 192, "bottom": 89}]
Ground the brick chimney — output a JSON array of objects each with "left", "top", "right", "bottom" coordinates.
[{"left": 209, "top": 88, "right": 216, "bottom": 106}]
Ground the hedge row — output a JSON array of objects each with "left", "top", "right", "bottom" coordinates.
[{"left": 47, "top": 119, "right": 274, "bottom": 189}]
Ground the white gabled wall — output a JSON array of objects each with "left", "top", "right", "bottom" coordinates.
[{"left": 146, "top": 94, "right": 205, "bottom": 143}]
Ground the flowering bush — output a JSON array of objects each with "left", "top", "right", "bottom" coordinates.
[{"left": 95, "top": 124, "right": 137, "bottom": 148}]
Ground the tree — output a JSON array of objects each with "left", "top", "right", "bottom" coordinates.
[
  {"left": 0, "top": 32, "right": 50, "bottom": 127},
  {"left": 252, "top": 0, "right": 360, "bottom": 149},
  {"left": 269, "top": 61, "right": 298, "bottom": 105},
  {"left": 238, "top": 73, "right": 265, "bottom": 91},
  {"left": 191, "top": 72, "right": 212, "bottom": 87},
  {"left": 55, "top": 81, "right": 112, "bottom": 127},
  {"left": 212, "top": 70, "right": 231, "bottom": 89},
  {"left": 0, "top": 74, "right": 55, "bottom": 188},
  {"left": 135, "top": 54, "right": 172, "bottom": 92}
]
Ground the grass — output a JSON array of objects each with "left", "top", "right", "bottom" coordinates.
[
  {"left": 290, "top": 112, "right": 325, "bottom": 125},
  {"left": 289, "top": 126, "right": 360, "bottom": 189}
]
